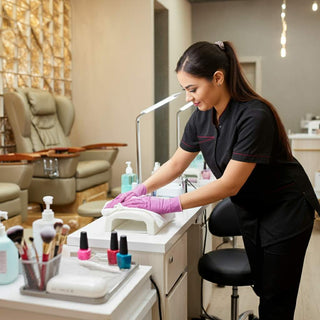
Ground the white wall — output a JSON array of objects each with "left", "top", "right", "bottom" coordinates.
[
  {"left": 192, "top": 0, "right": 320, "bottom": 133},
  {"left": 70, "top": 0, "right": 192, "bottom": 189},
  {"left": 158, "top": 0, "right": 193, "bottom": 156},
  {"left": 71, "top": 0, "right": 154, "bottom": 188}
]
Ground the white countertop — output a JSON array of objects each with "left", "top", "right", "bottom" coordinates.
[
  {"left": 67, "top": 206, "right": 207, "bottom": 253},
  {"left": 0, "top": 265, "right": 155, "bottom": 320},
  {"left": 289, "top": 133, "right": 320, "bottom": 139}
]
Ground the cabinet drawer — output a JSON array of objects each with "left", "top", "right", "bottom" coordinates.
[
  {"left": 165, "top": 271, "right": 188, "bottom": 320},
  {"left": 164, "top": 232, "right": 187, "bottom": 294}
]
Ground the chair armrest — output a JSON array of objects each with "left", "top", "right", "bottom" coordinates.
[
  {"left": 0, "top": 153, "right": 41, "bottom": 162},
  {"left": 38, "top": 147, "right": 83, "bottom": 158},
  {"left": 82, "top": 143, "right": 127, "bottom": 150}
]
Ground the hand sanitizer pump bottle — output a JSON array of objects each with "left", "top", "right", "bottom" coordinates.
[
  {"left": 0, "top": 211, "right": 19, "bottom": 284},
  {"left": 121, "top": 161, "right": 137, "bottom": 193},
  {"left": 32, "top": 196, "right": 63, "bottom": 257}
]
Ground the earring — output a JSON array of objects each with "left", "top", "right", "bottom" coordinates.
[{"left": 217, "top": 83, "right": 221, "bottom": 87}]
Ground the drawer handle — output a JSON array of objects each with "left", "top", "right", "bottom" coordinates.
[{"left": 169, "top": 256, "right": 174, "bottom": 264}]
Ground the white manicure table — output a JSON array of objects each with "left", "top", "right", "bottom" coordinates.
[{"left": 66, "top": 204, "right": 215, "bottom": 320}]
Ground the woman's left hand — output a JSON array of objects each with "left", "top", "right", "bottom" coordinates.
[{"left": 104, "top": 184, "right": 147, "bottom": 209}]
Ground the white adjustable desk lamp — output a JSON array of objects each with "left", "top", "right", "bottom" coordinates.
[
  {"left": 136, "top": 92, "right": 182, "bottom": 183},
  {"left": 176, "top": 102, "right": 194, "bottom": 147}
]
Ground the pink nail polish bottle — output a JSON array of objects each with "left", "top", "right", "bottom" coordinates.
[
  {"left": 107, "top": 231, "right": 119, "bottom": 265},
  {"left": 201, "top": 162, "right": 211, "bottom": 180},
  {"left": 78, "top": 231, "right": 91, "bottom": 260}
]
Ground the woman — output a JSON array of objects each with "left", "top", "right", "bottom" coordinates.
[{"left": 106, "top": 41, "right": 319, "bottom": 319}]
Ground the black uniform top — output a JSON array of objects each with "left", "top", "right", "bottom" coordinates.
[{"left": 180, "top": 99, "right": 320, "bottom": 247}]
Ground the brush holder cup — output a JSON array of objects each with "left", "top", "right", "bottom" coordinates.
[{"left": 21, "top": 254, "right": 61, "bottom": 291}]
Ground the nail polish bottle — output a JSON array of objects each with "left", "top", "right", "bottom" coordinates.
[
  {"left": 78, "top": 231, "right": 91, "bottom": 260},
  {"left": 201, "top": 162, "right": 211, "bottom": 180},
  {"left": 107, "top": 231, "right": 119, "bottom": 265},
  {"left": 116, "top": 235, "right": 131, "bottom": 269}
]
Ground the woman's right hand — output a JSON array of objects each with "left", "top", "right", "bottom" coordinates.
[{"left": 104, "top": 184, "right": 147, "bottom": 209}]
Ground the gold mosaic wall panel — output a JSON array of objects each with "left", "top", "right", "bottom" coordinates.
[{"left": 0, "top": 0, "right": 72, "bottom": 152}]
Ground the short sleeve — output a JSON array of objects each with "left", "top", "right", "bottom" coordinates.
[
  {"left": 180, "top": 111, "right": 200, "bottom": 152},
  {"left": 232, "top": 105, "right": 276, "bottom": 164}
]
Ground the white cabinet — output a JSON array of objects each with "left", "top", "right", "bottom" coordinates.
[
  {"left": 130, "top": 233, "right": 188, "bottom": 320},
  {"left": 66, "top": 206, "right": 210, "bottom": 320},
  {"left": 289, "top": 134, "right": 320, "bottom": 187}
]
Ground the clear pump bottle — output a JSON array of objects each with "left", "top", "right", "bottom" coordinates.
[
  {"left": 0, "top": 211, "right": 19, "bottom": 284},
  {"left": 32, "top": 196, "right": 63, "bottom": 257},
  {"left": 121, "top": 161, "right": 137, "bottom": 193}
]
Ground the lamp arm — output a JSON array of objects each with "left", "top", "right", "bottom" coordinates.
[
  {"left": 176, "top": 102, "right": 193, "bottom": 148},
  {"left": 136, "top": 92, "right": 182, "bottom": 183}
]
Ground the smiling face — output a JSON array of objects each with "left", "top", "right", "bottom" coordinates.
[{"left": 177, "top": 70, "right": 223, "bottom": 112}]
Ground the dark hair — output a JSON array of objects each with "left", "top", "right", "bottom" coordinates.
[{"left": 175, "top": 41, "right": 292, "bottom": 160}]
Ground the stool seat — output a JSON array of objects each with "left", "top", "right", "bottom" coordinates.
[
  {"left": 77, "top": 200, "right": 106, "bottom": 218},
  {"left": 198, "top": 248, "right": 253, "bottom": 287}
]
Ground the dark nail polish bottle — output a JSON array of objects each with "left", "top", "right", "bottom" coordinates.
[{"left": 116, "top": 235, "right": 131, "bottom": 269}]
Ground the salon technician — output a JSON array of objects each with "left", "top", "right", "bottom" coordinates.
[{"left": 106, "top": 41, "right": 320, "bottom": 320}]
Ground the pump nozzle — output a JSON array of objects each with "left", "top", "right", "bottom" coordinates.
[
  {"left": 0, "top": 211, "right": 8, "bottom": 235},
  {"left": 125, "top": 161, "right": 133, "bottom": 174},
  {"left": 42, "top": 196, "right": 54, "bottom": 220},
  {"left": 0, "top": 211, "right": 8, "bottom": 222},
  {"left": 43, "top": 196, "right": 53, "bottom": 210}
]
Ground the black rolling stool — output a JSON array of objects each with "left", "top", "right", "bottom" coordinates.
[{"left": 197, "top": 198, "right": 258, "bottom": 320}]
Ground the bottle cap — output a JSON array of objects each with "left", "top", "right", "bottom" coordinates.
[
  {"left": 119, "top": 235, "right": 128, "bottom": 255},
  {"left": 80, "top": 231, "right": 89, "bottom": 250},
  {"left": 110, "top": 231, "right": 118, "bottom": 250}
]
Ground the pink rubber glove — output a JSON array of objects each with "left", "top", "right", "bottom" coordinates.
[
  {"left": 104, "top": 184, "right": 147, "bottom": 209},
  {"left": 121, "top": 195, "right": 182, "bottom": 214}
]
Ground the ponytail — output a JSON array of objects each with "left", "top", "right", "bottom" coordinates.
[
  {"left": 176, "top": 41, "right": 293, "bottom": 160},
  {"left": 223, "top": 41, "right": 292, "bottom": 160}
]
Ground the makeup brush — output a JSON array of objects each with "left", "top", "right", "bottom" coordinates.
[
  {"left": 58, "top": 224, "right": 70, "bottom": 255},
  {"left": 29, "top": 236, "right": 40, "bottom": 265},
  {"left": 53, "top": 221, "right": 63, "bottom": 257},
  {"left": 41, "top": 227, "right": 56, "bottom": 261},
  {"left": 6, "top": 225, "right": 24, "bottom": 246},
  {"left": 6, "top": 225, "right": 25, "bottom": 258},
  {"left": 21, "top": 239, "right": 39, "bottom": 289},
  {"left": 29, "top": 236, "right": 41, "bottom": 285},
  {"left": 39, "top": 227, "right": 56, "bottom": 290}
]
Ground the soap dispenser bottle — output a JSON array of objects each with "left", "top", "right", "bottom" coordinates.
[
  {"left": 32, "top": 196, "right": 63, "bottom": 258},
  {"left": 121, "top": 161, "right": 137, "bottom": 193},
  {"left": 0, "top": 211, "right": 19, "bottom": 284}
]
